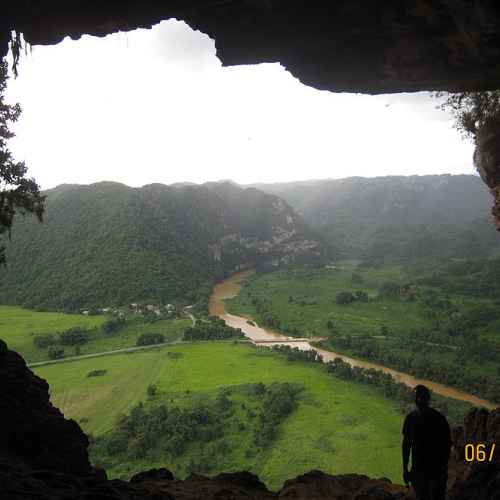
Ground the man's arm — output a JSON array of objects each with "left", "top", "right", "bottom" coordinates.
[
  {"left": 402, "top": 434, "right": 412, "bottom": 485},
  {"left": 443, "top": 415, "right": 452, "bottom": 463}
]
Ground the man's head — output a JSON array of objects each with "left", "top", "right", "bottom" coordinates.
[{"left": 414, "top": 384, "right": 431, "bottom": 410}]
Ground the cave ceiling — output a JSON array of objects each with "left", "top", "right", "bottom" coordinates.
[{"left": 2, "top": 0, "right": 500, "bottom": 94}]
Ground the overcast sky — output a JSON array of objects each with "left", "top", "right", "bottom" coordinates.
[{"left": 5, "top": 19, "right": 475, "bottom": 190}]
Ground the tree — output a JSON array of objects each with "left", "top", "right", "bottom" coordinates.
[
  {"left": 147, "top": 383, "right": 158, "bottom": 399},
  {"left": 60, "top": 326, "right": 89, "bottom": 346},
  {"left": 0, "top": 60, "right": 45, "bottom": 264},
  {"left": 335, "top": 291, "right": 355, "bottom": 305},
  {"left": 436, "top": 91, "right": 500, "bottom": 140},
  {"left": 378, "top": 281, "right": 400, "bottom": 298},
  {"left": 48, "top": 346, "right": 64, "bottom": 359}
]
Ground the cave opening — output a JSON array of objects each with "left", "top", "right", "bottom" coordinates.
[{"left": 2, "top": 3, "right": 500, "bottom": 499}]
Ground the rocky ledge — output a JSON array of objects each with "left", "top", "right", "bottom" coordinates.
[{"left": 1, "top": 338, "right": 499, "bottom": 499}]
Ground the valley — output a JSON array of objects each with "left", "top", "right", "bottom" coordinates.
[
  {"left": 1, "top": 174, "right": 499, "bottom": 494},
  {"left": 34, "top": 342, "right": 404, "bottom": 490},
  {"left": 225, "top": 262, "right": 500, "bottom": 405}
]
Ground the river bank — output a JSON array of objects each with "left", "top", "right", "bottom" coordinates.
[{"left": 209, "top": 270, "right": 496, "bottom": 410}]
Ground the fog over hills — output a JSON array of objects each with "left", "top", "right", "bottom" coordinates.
[
  {"left": 251, "top": 175, "right": 500, "bottom": 261},
  {"left": 1, "top": 175, "right": 498, "bottom": 311}
]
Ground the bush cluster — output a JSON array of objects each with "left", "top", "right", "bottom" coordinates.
[{"left": 183, "top": 316, "right": 244, "bottom": 341}]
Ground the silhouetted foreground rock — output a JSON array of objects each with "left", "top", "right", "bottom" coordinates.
[
  {"left": 1, "top": 339, "right": 499, "bottom": 499},
  {"left": 278, "top": 471, "right": 409, "bottom": 499},
  {"left": 0, "top": 339, "right": 90, "bottom": 475},
  {"left": 448, "top": 407, "right": 500, "bottom": 500}
]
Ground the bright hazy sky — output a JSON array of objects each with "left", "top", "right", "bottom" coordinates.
[{"left": 6, "top": 19, "right": 475, "bottom": 190}]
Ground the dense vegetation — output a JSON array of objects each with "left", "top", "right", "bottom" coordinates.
[
  {"left": 35, "top": 342, "right": 405, "bottom": 488},
  {"left": 254, "top": 175, "right": 500, "bottom": 262},
  {"left": 0, "top": 181, "right": 320, "bottom": 311},
  {"left": 227, "top": 261, "right": 500, "bottom": 403},
  {"left": 91, "top": 382, "right": 301, "bottom": 475},
  {"left": 183, "top": 316, "right": 245, "bottom": 341}
]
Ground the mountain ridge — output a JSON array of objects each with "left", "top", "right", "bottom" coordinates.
[
  {"left": 0, "top": 182, "right": 324, "bottom": 311},
  {"left": 250, "top": 174, "right": 500, "bottom": 261}
]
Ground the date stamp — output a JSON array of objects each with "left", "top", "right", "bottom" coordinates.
[{"left": 464, "top": 443, "right": 496, "bottom": 462}]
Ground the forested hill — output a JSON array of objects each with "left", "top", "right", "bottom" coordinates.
[
  {"left": 0, "top": 182, "right": 324, "bottom": 311},
  {"left": 251, "top": 175, "right": 500, "bottom": 261}
]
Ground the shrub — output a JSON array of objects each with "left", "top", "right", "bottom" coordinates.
[
  {"left": 33, "top": 334, "right": 58, "bottom": 349},
  {"left": 136, "top": 333, "right": 165, "bottom": 346},
  {"left": 147, "top": 383, "right": 158, "bottom": 399},
  {"left": 335, "top": 291, "right": 355, "bottom": 304},
  {"left": 167, "top": 351, "right": 182, "bottom": 359},
  {"left": 60, "top": 326, "right": 89, "bottom": 346},
  {"left": 378, "top": 281, "right": 401, "bottom": 298},
  {"left": 103, "top": 317, "right": 126, "bottom": 334},
  {"left": 48, "top": 346, "right": 65, "bottom": 359}
]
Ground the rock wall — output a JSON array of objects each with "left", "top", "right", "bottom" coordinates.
[
  {"left": 448, "top": 407, "right": 500, "bottom": 499},
  {"left": 474, "top": 118, "right": 500, "bottom": 231}
]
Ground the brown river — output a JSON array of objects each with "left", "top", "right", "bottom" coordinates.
[{"left": 208, "top": 270, "right": 497, "bottom": 410}]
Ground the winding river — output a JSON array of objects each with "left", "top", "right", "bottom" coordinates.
[{"left": 209, "top": 270, "right": 497, "bottom": 410}]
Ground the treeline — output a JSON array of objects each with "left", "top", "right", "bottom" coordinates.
[
  {"left": 270, "top": 344, "right": 323, "bottom": 363},
  {"left": 415, "top": 257, "right": 500, "bottom": 298},
  {"left": 183, "top": 317, "right": 245, "bottom": 341},
  {"left": 267, "top": 344, "right": 472, "bottom": 425},
  {"left": 324, "top": 357, "right": 471, "bottom": 425},
  {"left": 249, "top": 296, "right": 282, "bottom": 331},
  {"left": 33, "top": 318, "right": 126, "bottom": 359},
  {"left": 320, "top": 335, "right": 500, "bottom": 403}
]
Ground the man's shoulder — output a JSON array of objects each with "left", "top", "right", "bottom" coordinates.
[
  {"left": 428, "top": 407, "right": 450, "bottom": 426},
  {"left": 402, "top": 409, "right": 419, "bottom": 434},
  {"left": 404, "top": 409, "right": 420, "bottom": 421}
]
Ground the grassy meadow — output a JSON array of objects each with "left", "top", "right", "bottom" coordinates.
[
  {"left": 35, "top": 342, "right": 403, "bottom": 490},
  {"left": 0, "top": 305, "right": 189, "bottom": 363},
  {"left": 226, "top": 265, "right": 427, "bottom": 338},
  {"left": 0, "top": 306, "right": 106, "bottom": 362}
]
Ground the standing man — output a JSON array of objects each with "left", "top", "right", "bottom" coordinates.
[{"left": 402, "top": 384, "right": 451, "bottom": 500}]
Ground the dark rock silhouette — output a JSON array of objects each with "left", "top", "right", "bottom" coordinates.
[
  {"left": 0, "top": 338, "right": 90, "bottom": 475},
  {"left": 1, "top": 338, "right": 499, "bottom": 499},
  {"left": 278, "top": 471, "right": 409, "bottom": 499},
  {"left": 4, "top": 2, "right": 500, "bottom": 94}
]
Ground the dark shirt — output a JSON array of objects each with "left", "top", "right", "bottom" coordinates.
[{"left": 402, "top": 407, "right": 451, "bottom": 476}]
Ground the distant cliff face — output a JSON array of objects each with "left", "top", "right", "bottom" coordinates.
[
  {"left": 204, "top": 183, "right": 325, "bottom": 271},
  {"left": 253, "top": 175, "right": 500, "bottom": 261},
  {"left": 1, "top": 338, "right": 499, "bottom": 499},
  {"left": 0, "top": 182, "right": 324, "bottom": 311}
]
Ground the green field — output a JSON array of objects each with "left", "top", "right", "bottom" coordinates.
[
  {"left": 0, "top": 305, "right": 189, "bottom": 363},
  {"left": 35, "top": 342, "right": 403, "bottom": 490},
  {"left": 226, "top": 265, "right": 427, "bottom": 338},
  {"left": 0, "top": 306, "right": 106, "bottom": 362}
]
